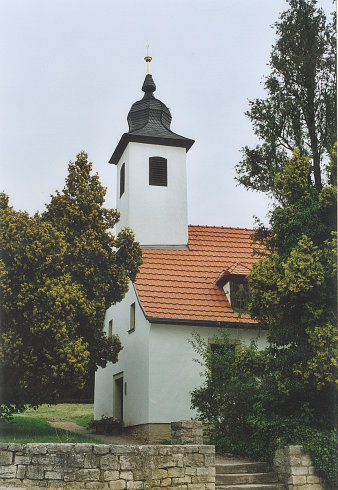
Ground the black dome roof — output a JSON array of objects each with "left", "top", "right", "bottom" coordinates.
[
  {"left": 109, "top": 74, "right": 194, "bottom": 165},
  {"left": 127, "top": 74, "right": 172, "bottom": 132}
]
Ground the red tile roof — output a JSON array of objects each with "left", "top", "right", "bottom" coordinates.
[{"left": 135, "top": 225, "right": 263, "bottom": 326}]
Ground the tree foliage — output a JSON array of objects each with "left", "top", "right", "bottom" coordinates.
[
  {"left": 190, "top": 332, "right": 338, "bottom": 487},
  {"left": 43, "top": 152, "right": 142, "bottom": 375},
  {"left": 192, "top": 1, "right": 336, "bottom": 486},
  {"left": 237, "top": 0, "right": 337, "bottom": 418},
  {"left": 236, "top": 0, "right": 336, "bottom": 195},
  {"left": 249, "top": 149, "right": 336, "bottom": 412},
  {"left": 0, "top": 152, "right": 142, "bottom": 416}
]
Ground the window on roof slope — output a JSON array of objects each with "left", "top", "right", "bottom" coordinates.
[
  {"left": 149, "top": 157, "right": 167, "bottom": 186},
  {"left": 120, "top": 162, "right": 125, "bottom": 197},
  {"left": 230, "top": 276, "right": 249, "bottom": 314}
]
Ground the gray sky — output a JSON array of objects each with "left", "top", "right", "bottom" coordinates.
[{"left": 1, "top": 0, "right": 334, "bottom": 228}]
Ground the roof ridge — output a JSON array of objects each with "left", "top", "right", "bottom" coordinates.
[{"left": 188, "top": 224, "right": 255, "bottom": 232}]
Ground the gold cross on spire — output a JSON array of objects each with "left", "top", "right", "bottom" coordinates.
[{"left": 144, "top": 43, "right": 152, "bottom": 74}]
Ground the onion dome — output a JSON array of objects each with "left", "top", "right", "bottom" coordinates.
[
  {"left": 127, "top": 74, "right": 172, "bottom": 132},
  {"left": 109, "top": 73, "right": 194, "bottom": 165}
]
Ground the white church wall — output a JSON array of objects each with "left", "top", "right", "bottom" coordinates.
[
  {"left": 94, "top": 363, "right": 114, "bottom": 420},
  {"left": 116, "top": 142, "right": 188, "bottom": 247},
  {"left": 94, "top": 285, "right": 151, "bottom": 426},
  {"left": 115, "top": 145, "right": 130, "bottom": 237},
  {"left": 148, "top": 323, "right": 267, "bottom": 423}
]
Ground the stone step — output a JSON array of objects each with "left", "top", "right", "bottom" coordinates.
[
  {"left": 216, "top": 462, "right": 270, "bottom": 474},
  {"left": 216, "top": 484, "right": 285, "bottom": 490},
  {"left": 216, "top": 472, "right": 279, "bottom": 486}
]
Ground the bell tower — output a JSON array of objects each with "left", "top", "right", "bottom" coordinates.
[{"left": 109, "top": 54, "right": 194, "bottom": 249}]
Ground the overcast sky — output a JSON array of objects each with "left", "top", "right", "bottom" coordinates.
[{"left": 1, "top": 0, "right": 334, "bottom": 228}]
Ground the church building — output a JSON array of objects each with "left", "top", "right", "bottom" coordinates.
[{"left": 94, "top": 57, "right": 266, "bottom": 442}]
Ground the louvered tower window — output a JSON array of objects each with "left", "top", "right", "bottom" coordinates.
[
  {"left": 149, "top": 157, "right": 167, "bottom": 186},
  {"left": 120, "top": 162, "right": 125, "bottom": 197}
]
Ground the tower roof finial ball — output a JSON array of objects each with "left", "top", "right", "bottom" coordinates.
[{"left": 144, "top": 43, "right": 152, "bottom": 74}]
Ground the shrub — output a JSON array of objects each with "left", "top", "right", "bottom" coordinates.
[
  {"left": 87, "top": 415, "right": 121, "bottom": 435},
  {"left": 190, "top": 332, "right": 337, "bottom": 487},
  {"left": 283, "top": 426, "right": 337, "bottom": 488}
]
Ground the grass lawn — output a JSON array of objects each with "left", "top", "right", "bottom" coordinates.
[
  {"left": 0, "top": 404, "right": 99, "bottom": 444},
  {"left": 19, "top": 403, "right": 94, "bottom": 427}
]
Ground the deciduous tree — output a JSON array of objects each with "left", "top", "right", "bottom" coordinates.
[
  {"left": 249, "top": 151, "right": 337, "bottom": 412},
  {"left": 236, "top": 0, "right": 336, "bottom": 196},
  {"left": 236, "top": 0, "right": 337, "bottom": 415},
  {"left": 191, "top": 2, "right": 337, "bottom": 485}
]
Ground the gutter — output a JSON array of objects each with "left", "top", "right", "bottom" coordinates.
[{"left": 145, "top": 316, "right": 267, "bottom": 330}]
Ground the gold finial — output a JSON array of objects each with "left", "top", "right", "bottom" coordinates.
[{"left": 144, "top": 43, "right": 152, "bottom": 74}]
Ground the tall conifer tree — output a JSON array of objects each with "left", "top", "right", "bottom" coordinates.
[{"left": 0, "top": 152, "right": 142, "bottom": 417}]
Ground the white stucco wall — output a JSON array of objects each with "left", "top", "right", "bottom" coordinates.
[
  {"left": 148, "top": 323, "right": 267, "bottom": 423},
  {"left": 95, "top": 304, "right": 267, "bottom": 426},
  {"left": 95, "top": 297, "right": 268, "bottom": 426},
  {"left": 94, "top": 363, "right": 114, "bottom": 420},
  {"left": 116, "top": 142, "right": 188, "bottom": 247},
  {"left": 115, "top": 145, "right": 130, "bottom": 235},
  {"left": 94, "top": 285, "right": 151, "bottom": 425}
]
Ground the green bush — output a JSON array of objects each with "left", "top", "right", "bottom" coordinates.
[
  {"left": 190, "top": 332, "right": 337, "bottom": 487},
  {"left": 284, "top": 426, "right": 337, "bottom": 488}
]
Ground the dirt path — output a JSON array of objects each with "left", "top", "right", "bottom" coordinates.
[{"left": 49, "top": 421, "right": 144, "bottom": 445}]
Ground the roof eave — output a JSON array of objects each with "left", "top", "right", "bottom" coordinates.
[
  {"left": 146, "top": 316, "right": 265, "bottom": 330},
  {"left": 215, "top": 271, "right": 249, "bottom": 288},
  {"left": 109, "top": 133, "right": 195, "bottom": 165}
]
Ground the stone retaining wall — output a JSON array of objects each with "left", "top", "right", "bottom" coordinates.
[
  {"left": 124, "top": 423, "right": 171, "bottom": 443},
  {"left": 0, "top": 443, "right": 215, "bottom": 489},
  {"left": 171, "top": 421, "right": 203, "bottom": 445},
  {"left": 274, "top": 445, "right": 324, "bottom": 489}
]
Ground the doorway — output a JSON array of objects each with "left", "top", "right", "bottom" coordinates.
[{"left": 113, "top": 373, "right": 123, "bottom": 421}]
